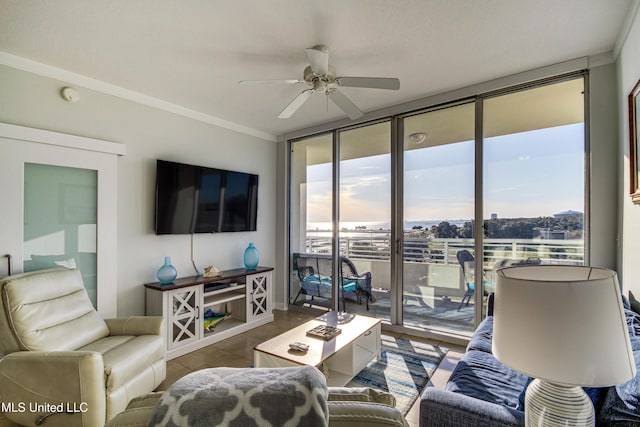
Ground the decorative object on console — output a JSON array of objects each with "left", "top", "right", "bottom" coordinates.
[
  {"left": 493, "top": 265, "right": 636, "bottom": 427},
  {"left": 244, "top": 242, "right": 259, "bottom": 269},
  {"left": 156, "top": 256, "right": 177, "bottom": 284},
  {"left": 203, "top": 265, "right": 222, "bottom": 277}
]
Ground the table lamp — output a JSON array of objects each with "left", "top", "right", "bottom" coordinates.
[{"left": 493, "top": 265, "right": 636, "bottom": 426}]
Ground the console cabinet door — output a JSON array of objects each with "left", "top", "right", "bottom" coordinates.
[
  {"left": 167, "top": 286, "right": 201, "bottom": 349},
  {"left": 247, "top": 271, "right": 271, "bottom": 322}
]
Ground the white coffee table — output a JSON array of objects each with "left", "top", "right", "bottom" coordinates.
[{"left": 254, "top": 312, "right": 382, "bottom": 386}]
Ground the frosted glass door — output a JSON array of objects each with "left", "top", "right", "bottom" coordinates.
[
  {"left": 23, "top": 163, "right": 98, "bottom": 307},
  {"left": 0, "top": 126, "right": 120, "bottom": 317}
]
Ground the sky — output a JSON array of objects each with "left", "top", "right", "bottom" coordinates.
[{"left": 305, "top": 123, "right": 584, "bottom": 225}]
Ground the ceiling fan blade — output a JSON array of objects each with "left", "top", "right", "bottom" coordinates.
[
  {"left": 306, "top": 44, "right": 330, "bottom": 76},
  {"left": 327, "top": 89, "right": 363, "bottom": 120},
  {"left": 278, "top": 89, "right": 314, "bottom": 118},
  {"left": 239, "top": 79, "right": 305, "bottom": 85},
  {"left": 336, "top": 77, "right": 400, "bottom": 90}
]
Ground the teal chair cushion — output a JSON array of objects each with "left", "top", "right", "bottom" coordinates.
[{"left": 303, "top": 275, "right": 357, "bottom": 293}]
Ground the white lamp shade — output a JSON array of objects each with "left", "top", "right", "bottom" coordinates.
[{"left": 492, "top": 265, "right": 636, "bottom": 387}]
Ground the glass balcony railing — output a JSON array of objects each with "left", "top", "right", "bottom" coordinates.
[
  {"left": 292, "top": 235, "right": 584, "bottom": 336},
  {"left": 304, "top": 236, "right": 584, "bottom": 267}
]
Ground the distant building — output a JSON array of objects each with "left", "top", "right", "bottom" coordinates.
[
  {"left": 490, "top": 213, "right": 498, "bottom": 220},
  {"left": 540, "top": 229, "right": 571, "bottom": 240},
  {"left": 553, "top": 210, "right": 583, "bottom": 218}
]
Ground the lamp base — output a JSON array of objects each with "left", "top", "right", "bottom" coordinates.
[{"left": 525, "top": 379, "right": 594, "bottom": 427}]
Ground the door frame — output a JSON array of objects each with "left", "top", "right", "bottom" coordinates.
[{"left": 0, "top": 123, "right": 125, "bottom": 317}]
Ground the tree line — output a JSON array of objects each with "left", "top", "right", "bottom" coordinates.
[{"left": 410, "top": 214, "right": 584, "bottom": 239}]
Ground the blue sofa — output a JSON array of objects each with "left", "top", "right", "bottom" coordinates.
[{"left": 420, "top": 295, "right": 640, "bottom": 427}]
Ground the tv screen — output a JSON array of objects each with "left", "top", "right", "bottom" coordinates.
[{"left": 155, "top": 160, "right": 258, "bottom": 234}]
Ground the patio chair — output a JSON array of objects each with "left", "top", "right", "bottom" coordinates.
[
  {"left": 457, "top": 249, "right": 475, "bottom": 310},
  {"left": 292, "top": 253, "right": 372, "bottom": 311},
  {"left": 457, "top": 249, "right": 505, "bottom": 311}
]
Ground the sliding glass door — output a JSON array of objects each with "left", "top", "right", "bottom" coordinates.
[
  {"left": 338, "top": 122, "right": 391, "bottom": 320},
  {"left": 289, "top": 133, "right": 335, "bottom": 309},
  {"left": 402, "top": 103, "right": 476, "bottom": 334}
]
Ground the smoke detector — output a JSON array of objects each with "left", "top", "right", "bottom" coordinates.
[{"left": 61, "top": 87, "right": 80, "bottom": 103}]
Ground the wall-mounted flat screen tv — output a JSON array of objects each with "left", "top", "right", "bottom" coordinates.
[{"left": 155, "top": 160, "right": 258, "bottom": 234}]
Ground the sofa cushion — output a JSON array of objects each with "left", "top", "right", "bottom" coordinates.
[
  {"left": 302, "top": 276, "right": 358, "bottom": 293},
  {"left": 2, "top": 268, "right": 109, "bottom": 351},
  {"left": 466, "top": 317, "right": 493, "bottom": 354},
  {"left": 630, "top": 291, "right": 640, "bottom": 316},
  {"left": 445, "top": 349, "right": 529, "bottom": 409},
  {"left": 597, "top": 308, "right": 640, "bottom": 426},
  {"left": 79, "top": 334, "right": 165, "bottom": 390}
]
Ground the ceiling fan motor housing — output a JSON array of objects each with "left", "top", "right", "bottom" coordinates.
[{"left": 304, "top": 65, "right": 337, "bottom": 86}]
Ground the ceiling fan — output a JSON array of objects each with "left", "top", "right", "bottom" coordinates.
[{"left": 239, "top": 44, "right": 400, "bottom": 120}]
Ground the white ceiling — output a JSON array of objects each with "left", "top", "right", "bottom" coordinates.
[{"left": 0, "top": 0, "right": 637, "bottom": 140}]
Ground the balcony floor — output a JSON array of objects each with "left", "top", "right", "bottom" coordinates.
[{"left": 291, "top": 289, "right": 477, "bottom": 336}]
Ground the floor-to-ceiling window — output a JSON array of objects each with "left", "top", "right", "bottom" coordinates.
[
  {"left": 402, "top": 103, "right": 476, "bottom": 334},
  {"left": 288, "top": 73, "right": 587, "bottom": 339},
  {"left": 338, "top": 122, "right": 391, "bottom": 320},
  {"left": 289, "top": 133, "right": 335, "bottom": 309},
  {"left": 481, "top": 77, "right": 586, "bottom": 316}
]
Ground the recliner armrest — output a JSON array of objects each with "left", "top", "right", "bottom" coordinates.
[
  {"left": 105, "top": 316, "right": 165, "bottom": 336},
  {"left": 328, "top": 401, "right": 408, "bottom": 427},
  {"left": 328, "top": 386, "right": 396, "bottom": 407},
  {"left": 0, "top": 351, "right": 106, "bottom": 427}
]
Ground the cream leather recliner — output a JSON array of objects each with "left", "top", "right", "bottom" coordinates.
[{"left": 0, "top": 268, "right": 166, "bottom": 427}]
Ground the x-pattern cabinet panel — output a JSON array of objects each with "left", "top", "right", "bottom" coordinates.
[
  {"left": 248, "top": 272, "right": 271, "bottom": 321},
  {"left": 167, "top": 287, "right": 200, "bottom": 349}
]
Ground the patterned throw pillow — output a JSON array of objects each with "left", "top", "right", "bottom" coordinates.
[{"left": 148, "top": 366, "right": 329, "bottom": 427}]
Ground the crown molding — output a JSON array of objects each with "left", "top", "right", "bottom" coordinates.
[
  {"left": 613, "top": 0, "right": 640, "bottom": 59},
  {"left": 0, "top": 52, "right": 277, "bottom": 142}
]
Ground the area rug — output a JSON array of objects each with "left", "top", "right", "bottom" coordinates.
[{"left": 347, "top": 334, "right": 448, "bottom": 414}]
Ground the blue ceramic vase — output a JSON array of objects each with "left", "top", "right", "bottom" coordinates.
[
  {"left": 244, "top": 243, "right": 259, "bottom": 269},
  {"left": 157, "top": 256, "right": 177, "bottom": 284}
]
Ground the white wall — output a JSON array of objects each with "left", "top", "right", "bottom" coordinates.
[
  {"left": 619, "top": 4, "right": 640, "bottom": 299},
  {"left": 590, "top": 63, "right": 620, "bottom": 270},
  {"left": 0, "top": 64, "right": 277, "bottom": 316}
]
